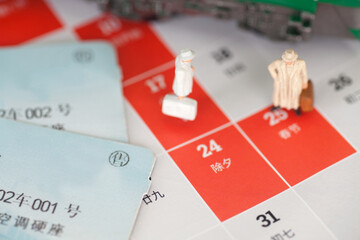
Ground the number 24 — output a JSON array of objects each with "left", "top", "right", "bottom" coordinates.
[{"left": 197, "top": 139, "right": 222, "bottom": 158}]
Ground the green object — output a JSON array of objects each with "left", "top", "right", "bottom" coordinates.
[
  {"left": 236, "top": 0, "right": 360, "bottom": 12},
  {"left": 350, "top": 28, "right": 360, "bottom": 40},
  {"left": 235, "top": 0, "right": 360, "bottom": 41},
  {"left": 236, "top": 0, "right": 317, "bottom": 13}
]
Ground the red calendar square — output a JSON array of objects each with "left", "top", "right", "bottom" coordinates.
[
  {"left": 169, "top": 125, "right": 288, "bottom": 221},
  {"left": 0, "top": 0, "right": 62, "bottom": 46},
  {"left": 238, "top": 107, "right": 356, "bottom": 186},
  {"left": 75, "top": 14, "right": 174, "bottom": 81},
  {"left": 124, "top": 67, "right": 229, "bottom": 150}
]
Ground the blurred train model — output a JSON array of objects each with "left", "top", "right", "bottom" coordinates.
[{"left": 88, "top": 0, "right": 360, "bottom": 41}]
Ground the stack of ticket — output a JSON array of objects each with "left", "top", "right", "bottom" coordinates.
[
  {"left": 0, "top": 42, "right": 155, "bottom": 239},
  {"left": 0, "top": 42, "right": 128, "bottom": 142}
]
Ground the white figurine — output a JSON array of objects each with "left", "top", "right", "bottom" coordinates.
[
  {"left": 162, "top": 49, "right": 197, "bottom": 121},
  {"left": 172, "top": 49, "right": 195, "bottom": 98},
  {"left": 268, "top": 48, "right": 308, "bottom": 115}
]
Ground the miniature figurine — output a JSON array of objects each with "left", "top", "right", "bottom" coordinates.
[
  {"left": 268, "top": 48, "right": 309, "bottom": 116},
  {"left": 162, "top": 49, "right": 197, "bottom": 121}
]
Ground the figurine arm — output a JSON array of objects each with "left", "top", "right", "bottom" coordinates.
[{"left": 268, "top": 62, "right": 278, "bottom": 81}]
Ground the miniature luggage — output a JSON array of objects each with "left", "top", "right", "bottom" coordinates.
[
  {"left": 162, "top": 94, "right": 197, "bottom": 121},
  {"left": 300, "top": 80, "right": 314, "bottom": 112}
]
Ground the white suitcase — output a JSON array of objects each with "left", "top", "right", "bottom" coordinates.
[{"left": 162, "top": 94, "right": 197, "bottom": 121}]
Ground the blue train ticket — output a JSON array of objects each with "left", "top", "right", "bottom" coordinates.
[
  {"left": 0, "top": 42, "right": 127, "bottom": 142},
  {"left": 0, "top": 118, "right": 155, "bottom": 240}
]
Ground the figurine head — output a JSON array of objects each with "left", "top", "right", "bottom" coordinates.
[
  {"left": 282, "top": 49, "right": 298, "bottom": 64},
  {"left": 180, "top": 49, "right": 196, "bottom": 63}
]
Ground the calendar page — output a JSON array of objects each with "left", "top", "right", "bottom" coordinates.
[{"left": 1, "top": 1, "right": 359, "bottom": 239}]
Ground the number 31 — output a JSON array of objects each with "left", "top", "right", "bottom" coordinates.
[{"left": 256, "top": 210, "right": 280, "bottom": 227}]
